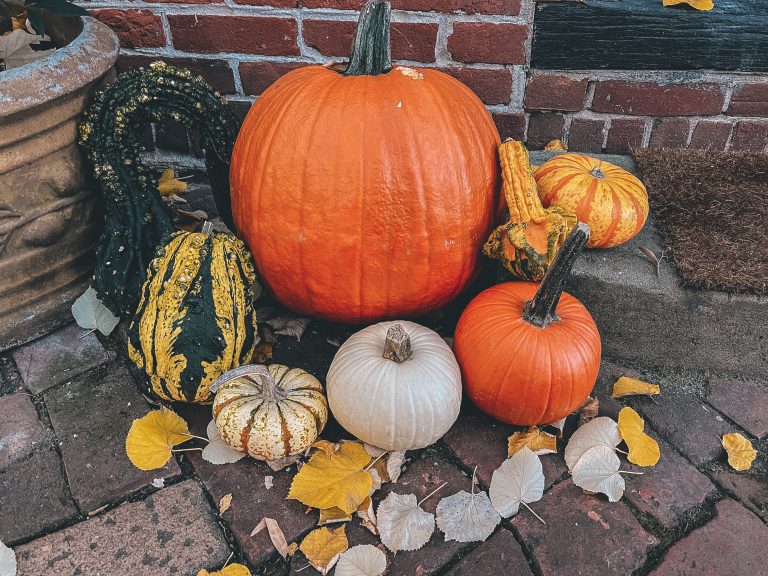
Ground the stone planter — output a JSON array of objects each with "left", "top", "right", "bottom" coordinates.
[{"left": 0, "top": 17, "right": 119, "bottom": 350}]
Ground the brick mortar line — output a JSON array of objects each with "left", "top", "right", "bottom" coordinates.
[
  {"left": 86, "top": 3, "right": 529, "bottom": 24},
  {"left": 523, "top": 68, "right": 768, "bottom": 84}
]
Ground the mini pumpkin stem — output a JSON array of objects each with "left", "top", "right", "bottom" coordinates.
[
  {"left": 343, "top": 0, "right": 393, "bottom": 77},
  {"left": 383, "top": 323, "right": 412, "bottom": 363},
  {"left": 523, "top": 222, "right": 590, "bottom": 328},
  {"left": 590, "top": 166, "right": 605, "bottom": 179}
]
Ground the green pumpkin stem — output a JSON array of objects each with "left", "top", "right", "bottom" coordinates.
[
  {"left": 523, "top": 222, "right": 590, "bottom": 328},
  {"left": 343, "top": 0, "right": 393, "bottom": 77},
  {"left": 383, "top": 323, "right": 412, "bottom": 363}
]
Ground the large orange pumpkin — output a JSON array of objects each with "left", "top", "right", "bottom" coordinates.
[
  {"left": 535, "top": 154, "right": 649, "bottom": 248},
  {"left": 453, "top": 223, "right": 601, "bottom": 426},
  {"left": 230, "top": 0, "right": 500, "bottom": 323}
]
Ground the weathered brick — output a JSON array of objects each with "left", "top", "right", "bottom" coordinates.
[
  {"left": 234, "top": 0, "right": 297, "bottom": 6},
  {"left": 605, "top": 118, "right": 646, "bottom": 153},
  {"left": 492, "top": 112, "right": 526, "bottom": 141},
  {"left": 592, "top": 81, "right": 724, "bottom": 116},
  {"left": 526, "top": 113, "right": 565, "bottom": 149},
  {"left": 44, "top": 365, "right": 181, "bottom": 512},
  {"left": 709, "top": 467, "right": 768, "bottom": 522},
  {"left": 168, "top": 15, "right": 299, "bottom": 56},
  {"left": 649, "top": 118, "right": 690, "bottom": 149},
  {"left": 448, "top": 23, "right": 528, "bottom": 65},
  {"left": 630, "top": 385, "right": 732, "bottom": 466},
  {"left": 0, "top": 392, "right": 44, "bottom": 467},
  {"left": 144, "top": 0, "right": 222, "bottom": 3},
  {"left": 567, "top": 118, "right": 605, "bottom": 152},
  {"left": 727, "top": 83, "right": 768, "bottom": 116},
  {"left": 524, "top": 74, "right": 588, "bottom": 112},
  {"left": 512, "top": 481, "right": 659, "bottom": 576},
  {"left": 729, "top": 120, "right": 768, "bottom": 151},
  {"left": 116, "top": 55, "right": 237, "bottom": 95},
  {"left": 0, "top": 447, "right": 78, "bottom": 544},
  {"left": 13, "top": 324, "right": 110, "bottom": 395},
  {"left": 15, "top": 481, "right": 230, "bottom": 576},
  {"left": 303, "top": 20, "right": 438, "bottom": 62},
  {"left": 177, "top": 406, "right": 315, "bottom": 567},
  {"left": 649, "top": 500, "right": 768, "bottom": 576},
  {"left": 689, "top": 120, "right": 732, "bottom": 150},
  {"left": 442, "top": 67, "right": 513, "bottom": 105},
  {"left": 445, "top": 529, "right": 533, "bottom": 575},
  {"left": 92, "top": 9, "right": 165, "bottom": 49},
  {"left": 707, "top": 378, "right": 768, "bottom": 439},
  {"left": 442, "top": 404, "right": 567, "bottom": 490},
  {"left": 623, "top": 441, "right": 716, "bottom": 529},
  {"left": 239, "top": 61, "right": 307, "bottom": 96},
  {"left": 304, "top": 0, "right": 520, "bottom": 13}
]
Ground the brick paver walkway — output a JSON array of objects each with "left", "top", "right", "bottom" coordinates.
[{"left": 1, "top": 320, "right": 766, "bottom": 575}]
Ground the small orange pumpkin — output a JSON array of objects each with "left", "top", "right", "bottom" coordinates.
[
  {"left": 535, "top": 154, "right": 649, "bottom": 248},
  {"left": 454, "top": 223, "right": 601, "bottom": 426}
]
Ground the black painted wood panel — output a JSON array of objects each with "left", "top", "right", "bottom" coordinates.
[{"left": 532, "top": 0, "right": 768, "bottom": 72}]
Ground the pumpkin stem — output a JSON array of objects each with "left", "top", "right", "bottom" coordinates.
[
  {"left": 343, "top": 0, "right": 392, "bottom": 77},
  {"left": 383, "top": 323, "right": 412, "bottom": 363},
  {"left": 523, "top": 222, "right": 590, "bottom": 327},
  {"left": 590, "top": 166, "right": 605, "bottom": 179}
]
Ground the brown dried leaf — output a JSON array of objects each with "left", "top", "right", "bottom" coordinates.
[
  {"left": 507, "top": 427, "right": 557, "bottom": 456},
  {"left": 219, "top": 493, "right": 233, "bottom": 514},
  {"left": 578, "top": 396, "right": 599, "bottom": 427},
  {"left": 250, "top": 517, "right": 291, "bottom": 558}
]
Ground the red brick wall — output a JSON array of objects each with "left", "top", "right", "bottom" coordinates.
[{"left": 89, "top": 0, "right": 768, "bottom": 154}]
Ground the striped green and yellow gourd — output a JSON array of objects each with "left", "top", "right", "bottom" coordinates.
[{"left": 128, "top": 230, "right": 257, "bottom": 403}]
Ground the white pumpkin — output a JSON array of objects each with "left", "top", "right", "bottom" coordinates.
[
  {"left": 212, "top": 364, "right": 328, "bottom": 461},
  {"left": 327, "top": 321, "right": 462, "bottom": 451}
]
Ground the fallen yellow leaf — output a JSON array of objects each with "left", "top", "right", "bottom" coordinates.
[
  {"left": 544, "top": 139, "right": 567, "bottom": 151},
  {"left": 288, "top": 442, "right": 372, "bottom": 514},
  {"left": 612, "top": 376, "right": 660, "bottom": 398},
  {"left": 722, "top": 433, "right": 756, "bottom": 471},
  {"left": 300, "top": 526, "right": 349, "bottom": 574},
  {"left": 618, "top": 407, "right": 660, "bottom": 466},
  {"left": 311, "top": 440, "right": 339, "bottom": 456},
  {"left": 662, "top": 0, "right": 714, "bottom": 11},
  {"left": 507, "top": 427, "right": 558, "bottom": 456},
  {"left": 125, "top": 407, "right": 190, "bottom": 470},
  {"left": 158, "top": 168, "right": 188, "bottom": 196},
  {"left": 197, "top": 564, "right": 252, "bottom": 576},
  {"left": 318, "top": 506, "right": 352, "bottom": 526},
  {"left": 219, "top": 493, "right": 233, "bottom": 514}
]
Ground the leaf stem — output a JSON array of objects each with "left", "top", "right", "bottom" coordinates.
[
  {"left": 470, "top": 466, "right": 478, "bottom": 495},
  {"left": 364, "top": 451, "right": 387, "bottom": 471},
  {"left": 172, "top": 447, "right": 204, "bottom": 453},
  {"left": 182, "top": 433, "right": 211, "bottom": 443},
  {"left": 619, "top": 470, "right": 644, "bottom": 475},
  {"left": 522, "top": 502, "right": 547, "bottom": 525},
  {"left": 614, "top": 448, "right": 629, "bottom": 455},
  {"left": 418, "top": 482, "right": 448, "bottom": 507}
]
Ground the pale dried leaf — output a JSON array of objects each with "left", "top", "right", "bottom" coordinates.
[
  {"left": 507, "top": 427, "right": 557, "bottom": 456},
  {"left": 572, "top": 445, "right": 625, "bottom": 501},
  {"left": 377, "top": 492, "right": 435, "bottom": 552},
  {"left": 264, "top": 476, "right": 273, "bottom": 490},
  {"left": 435, "top": 490, "right": 500, "bottom": 542},
  {"left": 356, "top": 498, "right": 378, "bottom": 535},
  {"left": 265, "top": 316, "right": 310, "bottom": 341},
  {"left": 335, "top": 545, "right": 387, "bottom": 576},
  {"left": 0, "top": 29, "right": 54, "bottom": 69},
  {"left": 219, "top": 493, "right": 233, "bottom": 514},
  {"left": 722, "top": 433, "right": 757, "bottom": 471},
  {"left": 266, "top": 454, "right": 300, "bottom": 472},
  {"left": 0, "top": 539, "right": 16, "bottom": 576},
  {"left": 71, "top": 286, "right": 120, "bottom": 336},
  {"left": 612, "top": 376, "right": 660, "bottom": 398},
  {"left": 489, "top": 447, "right": 544, "bottom": 518},
  {"left": 250, "top": 517, "right": 291, "bottom": 558},
  {"left": 364, "top": 444, "right": 386, "bottom": 458},
  {"left": 578, "top": 396, "right": 600, "bottom": 426},
  {"left": 203, "top": 421, "right": 245, "bottom": 465},
  {"left": 151, "top": 478, "right": 165, "bottom": 489},
  {"left": 564, "top": 416, "right": 621, "bottom": 472},
  {"left": 386, "top": 451, "right": 406, "bottom": 483}
]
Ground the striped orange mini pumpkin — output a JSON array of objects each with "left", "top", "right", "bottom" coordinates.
[{"left": 535, "top": 153, "right": 649, "bottom": 248}]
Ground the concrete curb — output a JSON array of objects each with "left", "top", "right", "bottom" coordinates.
[{"left": 530, "top": 151, "right": 767, "bottom": 379}]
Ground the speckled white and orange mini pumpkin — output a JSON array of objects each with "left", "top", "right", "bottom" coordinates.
[{"left": 211, "top": 364, "right": 328, "bottom": 461}]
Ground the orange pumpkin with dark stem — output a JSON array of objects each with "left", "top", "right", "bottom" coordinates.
[
  {"left": 535, "top": 153, "right": 649, "bottom": 249},
  {"left": 453, "top": 223, "right": 601, "bottom": 426},
  {"left": 230, "top": 0, "right": 500, "bottom": 323}
]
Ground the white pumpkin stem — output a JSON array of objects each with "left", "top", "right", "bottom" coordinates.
[{"left": 383, "top": 323, "right": 412, "bottom": 363}]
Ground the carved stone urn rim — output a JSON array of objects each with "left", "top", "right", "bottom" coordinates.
[{"left": 0, "top": 16, "right": 120, "bottom": 118}]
